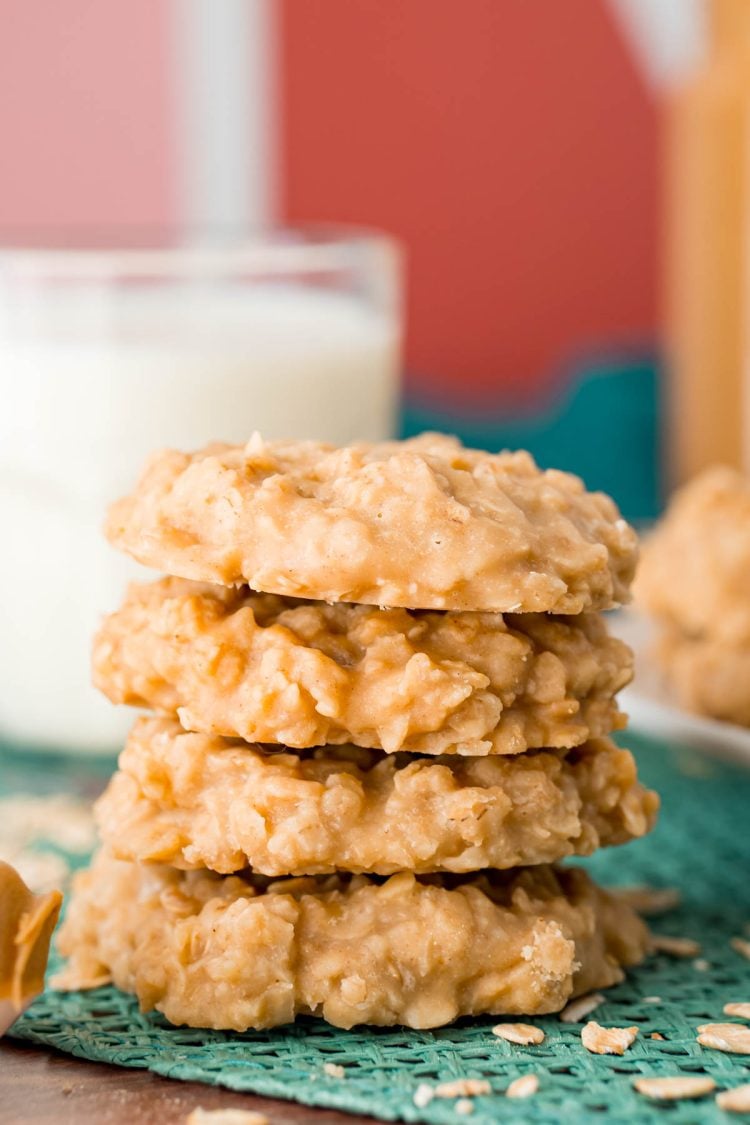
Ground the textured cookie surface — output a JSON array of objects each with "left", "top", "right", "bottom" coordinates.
[
  {"left": 636, "top": 466, "right": 750, "bottom": 644},
  {"left": 106, "top": 433, "right": 637, "bottom": 613},
  {"left": 55, "top": 852, "right": 648, "bottom": 1031},
  {"left": 95, "top": 717, "right": 658, "bottom": 876},
  {"left": 93, "top": 579, "right": 632, "bottom": 756}
]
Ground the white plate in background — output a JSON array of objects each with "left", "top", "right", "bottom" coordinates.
[{"left": 610, "top": 610, "right": 750, "bottom": 768}]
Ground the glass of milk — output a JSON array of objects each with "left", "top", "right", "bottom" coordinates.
[{"left": 0, "top": 227, "right": 403, "bottom": 754}]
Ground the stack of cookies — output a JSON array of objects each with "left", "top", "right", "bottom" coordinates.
[{"left": 57, "top": 434, "right": 657, "bottom": 1031}]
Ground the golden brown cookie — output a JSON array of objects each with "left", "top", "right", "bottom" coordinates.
[
  {"left": 93, "top": 578, "right": 632, "bottom": 756},
  {"left": 95, "top": 717, "right": 658, "bottom": 876},
  {"left": 652, "top": 627, "right": 750, "bottom": 726},
  {"left": 54, "top": 851, "right": 648, "bottom": 1031},
  {"left": 106, "top": 433, "right": 637, "bottom": 613},
  {"left": 636, "top": 466, "right": 750, "bottom": 645}
]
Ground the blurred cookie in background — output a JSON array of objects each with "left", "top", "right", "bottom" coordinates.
[{"left": 636, "top": 466, "right": 750, "bottom": 724}]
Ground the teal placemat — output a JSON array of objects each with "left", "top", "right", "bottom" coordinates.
[{"left": 7, "top": 732, "right": 750, "bottom": 1124}]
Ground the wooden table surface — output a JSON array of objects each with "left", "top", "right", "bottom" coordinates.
[{"left": 0, "top": 1040, "right": 379, "bottom": 1125}]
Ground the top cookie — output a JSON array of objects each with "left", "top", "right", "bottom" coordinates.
[
  {"left": 106, "top": 433, "right": 638, "bottom": 613},
  {"left": 636, "top": 465, "right": 750, "bottom": 644}
]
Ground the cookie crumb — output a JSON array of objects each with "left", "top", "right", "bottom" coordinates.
[
  {"left": 413, "top": 1084, "right": 434, "bottom": 1109},
  {"left": 650, "top": 1032, "right": 665, "bottom": 1041},
  {"left": 693, "top": 959, "right": 710, "bottom": 972},
  {"left": 492, "top": 1022, "right": 544, "bottom": 1046},
  {"left": 581, "top": 1021, "right": 638, "bottom": 1055},
  {"left": 455, "top": 1099, "right": 474, "bottom": 1115},
  {"left": 506, "top": 1075, "right": 539, "bottom": 1099},
  {"left": 559, "top": 992, "right": 604, "bottom": 1023},
  {"left": 434, "top": 1079, "right": 491, "bottom": 1099},
  {"left": 724, "top": 1002, "right": 750, "bottom": 1019},
  {"left": 717, "top": 1084, "right": 750, "bottom": 1113},
  {"left": 643, "top": 996, "right": 661, "bottom": 1004},
  {"left": 730, "top": 937, "right": 750, "bottom": 961},
  {"left": 633, "top": 1076, "right": 716, "bottom": 1101},
  {"left": 615, "top": 886, "right": 681, "bottom": 916},
  {"left": 696, "top": 1023, "right": 750, "bottom": 1054},
  {"left": 322, "top": 1063, "right": 345, "bottom": 1079},
  {"left": 651, "top": 934, "right": 701, "bottom": 958}
]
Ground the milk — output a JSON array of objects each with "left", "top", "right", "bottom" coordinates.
[{"left": 0, "top": 284, "right": 400, "bottom": 752}]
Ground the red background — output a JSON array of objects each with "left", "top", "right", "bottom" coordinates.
[{"left": 279, "top": 0, "right": 658, "bottom": 406}]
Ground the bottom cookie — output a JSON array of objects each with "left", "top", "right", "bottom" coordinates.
[{"left": 54, "top": 852, "right": 648, "bottom": 1031}]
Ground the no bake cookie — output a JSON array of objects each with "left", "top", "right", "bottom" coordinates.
[
  {"left": 55, "top": 852, "right": 649, "bottom": 1031},
  {"left": 636, "top": 466, "right": 750, "bottom": 645},
  {"left": 93, "top": 578, "right": 632, "bottom": 755},
  {"left": 106, "top": 433, "right": 637, "bottom": 613},
  {"left": 94, "top": 717, "right": 658, "bottom": 876}
]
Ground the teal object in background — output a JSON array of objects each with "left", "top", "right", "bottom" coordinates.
[{"left": 401, "top": 358, "right": 661, "bottom": 523}]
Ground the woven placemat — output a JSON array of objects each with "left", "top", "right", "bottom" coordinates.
[{"left": 7, "top": 731, "right": 750, "bottom": 1124}]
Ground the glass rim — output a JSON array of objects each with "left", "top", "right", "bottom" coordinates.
[{"left": 0, "top": 223, "right": 401, "bottom": 279}]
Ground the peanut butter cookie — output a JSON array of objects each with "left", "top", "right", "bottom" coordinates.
[
  {"left": 94, "top": 717, "right": 658, "bottom": 876},
  {"left": 93, "top": 578, "right": 632, "bottom": 755},
  {"left": 106, "top": 433, "right": 637, "bottom": 613},
  {"left": 652, "top": 627, "right": 750, "bottom": 726},
  {"left": 55, "top": 852, "right": 648, "bottom": 1030},
  {"left": 637, "top": 466, "right": 750, "bottom": 645}
]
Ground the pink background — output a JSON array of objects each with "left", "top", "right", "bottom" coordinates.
[
  {"left": 0, "top": 0, "right": 172, "bottom": 230},
  {"left": 0, "top": 0, "right": 661, "bottom": 402}
]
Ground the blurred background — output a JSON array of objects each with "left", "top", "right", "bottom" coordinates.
[
  {"left": 1, "top": 0, "right": 713, "bottom": 518},
  {"left": 1, "top": 0, "right": 745, "bottom": 750}
]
